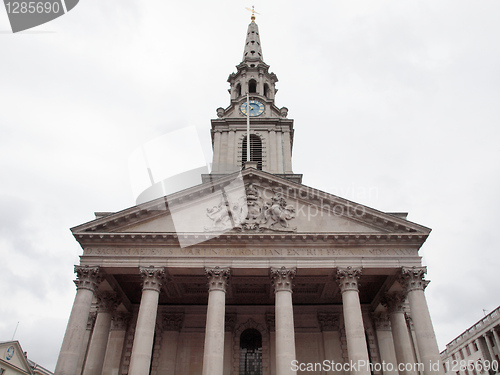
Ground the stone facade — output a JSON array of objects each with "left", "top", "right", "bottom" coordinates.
[
  {"left": 54, "top": 14, "right": 444, "bottom": 375},
  {"left": 441, "top": 307, "right": 500, "bottom": 375},
  {"left": 0, "top": 341, "right": 53, "bottom": 375}
]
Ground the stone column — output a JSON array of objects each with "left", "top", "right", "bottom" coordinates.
[
  {"left": 276, "top": 132, "right": 284, "bottom": 173},
  {"left": 102, "top": 313, "right": 130, "bottom": 375},
  {"left": 336, "top": 267, "right": 370, "bottom": 375},
  {"left": 128, "top": 266, "right": 165, "bottom": 375},
  {"left": 484, "top": 334, "right": 495, "bottom": 361},
  {"left": 202, "top": 266, "right": 231, "bottom": 375},
  {"left": 492, "top": 329, "right": 500, "bottom": 353},
  {"left": 270, "top": 266, "right": 297, "bottom": 375},
  {"left": 156, "top": 313, "right": 184, "bottom": 375},
  {"left": 282, "top": 130, "right": 293, "bottom": 173},
  {"left": 266, "top": 313, "right": 277, "bottom": 375},
  {"left": 382, "top": 292, "right": 417, "bottom": 375},
  {"left": 373, "top": 313, "right": 398, "bottom": 375},
  {"left": 224, "top": 314, "right": 236, "bottom": 375},
  {"left": 213, "top": 130, "right": 222, "bottom": 172},
  {"left": 228, "top": 130, "right": 236, "bottom": 171},
  {"left": 405, "top": 314, "right": 421, "bottom": 364},
  {"left": 400, "top": 267, "right": 443, "bottom": 375},
  {"left": 269, "top": 129, "right": 277, "bottom": 173},
  {"left": 317, "top": 313, "right": 344, "bottom": 375},
  {"left": 55, "top": 266, "right": 101, "bottom": 375},
  {"left": 77, "top": 312, "right": 96, "bottom": 375},
  {"left": 82, "top": 292, "right": 120, "bottom": 375}
]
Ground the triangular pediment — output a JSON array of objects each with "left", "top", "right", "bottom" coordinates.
[
  {"left": 0, "top": 341, "right": 33, "bottom": 374},
  {"left": 72, "top": 169, "right": 430, "bottom": 247}
]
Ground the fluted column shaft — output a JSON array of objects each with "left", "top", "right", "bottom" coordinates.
[
  {"left": 129, "top": 267, "right": 165, "bottom": 375},
  {"left": 202, "top": 266, "right": 231, "bottom": 375},
  {"left": 337, "top": 267, "right": 370, "bottom": 375},
  {"left": 55, "top": 266, "right": 101, "bottom": 375},
  {"left": 82, "top": 292, "right": 120, "bottom": 375},
  {"left": 401, "top": 267, "right": 443, "bottom": 375},
  {"left": 271, "top": 267, "right": 297, "bottom": 375},
  {"left": 383, "top": 292, "right": 416, "bottom": 375}
]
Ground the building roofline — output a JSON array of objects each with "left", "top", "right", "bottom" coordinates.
[{"left": 440, "top": 305, "right": 500, "bottom": 355}]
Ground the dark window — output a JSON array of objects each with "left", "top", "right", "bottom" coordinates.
[
  {"left": 264, "top": 83, "right": 270, "bottom": 98},
  {"left": 248, "top": 79, "right": 257, "bottom": 93},
  {"left": 239, "top": 328, "right": 262, "bottom": 375},
  {"left": 236, "top": 83, "right": 242, "bottom": 97},
  {"left": 242, "top": 134, "right": 262, "bottom": 170}
]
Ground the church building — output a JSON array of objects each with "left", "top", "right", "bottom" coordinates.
[{"left": 54, "top": 13, "right": 444, "bottom": 375}]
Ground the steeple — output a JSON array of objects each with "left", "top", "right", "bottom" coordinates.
[
  {"left": 242, "top": 17, "right": 263, "bottom": 63},
  {"left": 206, "top": 15, "right": 302, "bottom": 184}
]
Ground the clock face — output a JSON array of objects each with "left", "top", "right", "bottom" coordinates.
[{"left": 240, "top": 100, "right": 264, "bottom": 117}]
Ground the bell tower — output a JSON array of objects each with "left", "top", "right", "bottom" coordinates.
[{"left": 207, "top": 13, "right": 302, "bottom": 184}]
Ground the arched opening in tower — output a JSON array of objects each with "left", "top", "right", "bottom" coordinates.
[{"left": 248, "top": 79, "right": 257, "bottom": 94}]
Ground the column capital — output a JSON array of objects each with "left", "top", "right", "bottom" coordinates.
[
  {"left": 139, "top": 266, "right": 166, "bottom": 292},
  {"left": 110, "top": 312, "right": 131, "bottom": 331},
  {"left": 372, "top": 313, "right": 392, "bottom": 331},
  {"left": 162, "top": 313, "right": 184, "bottom": 332},
  {"left": 336, "top": 266, "right": 362, "bottom": 293},
  {"left": 382, "top": 291, "right": 407, "bottom": 314},
  {"left": 400, "top": 266, "right": 430, "bottom": 292},
  {"left": 205, "top": 266, "right": 231, "bottom": 292},
  {"left": 270, "top": 266, "right": 296, "bottom": 293},
  {"left": 96, "top": 291, "right": 120, "bottom": 313},
  {"left": 74, "top": 265, "right": 101, "bottom": 292},
  {"left": 317, "top": 313, "right": 340, "bottom": 331}
]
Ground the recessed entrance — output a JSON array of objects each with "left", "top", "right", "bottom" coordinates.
[{"left": 239, "top": 328, "right": 263, "bottom": 375}]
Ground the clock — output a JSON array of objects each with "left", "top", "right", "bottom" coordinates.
[
  {"left": 240, "top": 100, "right": 264, "bottom": 117},
  {"left": 6, "top": 345, "right": 14, "bottom": 360}
]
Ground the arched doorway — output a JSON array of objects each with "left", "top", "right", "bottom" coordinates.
[{"left": 239, "top": 328, "right": 263, "bottom": 375}]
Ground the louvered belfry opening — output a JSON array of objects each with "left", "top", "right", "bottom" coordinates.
[{"left": 242, "top": 134, "right": 263, "bottom": 170}]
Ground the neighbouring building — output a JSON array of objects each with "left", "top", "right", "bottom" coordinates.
[
  {"left": 0, "top": 341, "right": 53, "bottom": 375},
  {"left": 441, "top": 306, "right": 500, "bottom": 375},
  {"left": 54, "top": 13, "right": 444, "bottom": 375}
]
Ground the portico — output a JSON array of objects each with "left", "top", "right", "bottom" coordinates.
[{"left": 55, "top": 198, "right": 442, "bottom": 375}]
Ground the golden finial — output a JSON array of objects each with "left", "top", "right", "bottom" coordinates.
[{"left": 245, "top": 6, "right": 260, "bottom": 22}]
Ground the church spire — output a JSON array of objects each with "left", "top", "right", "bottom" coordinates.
[
  {"left": 207, "top": 14, "right": 301, "bottom": 184},
  {"left": 242, "top": 8, "right": 263, "bottom": 63}
]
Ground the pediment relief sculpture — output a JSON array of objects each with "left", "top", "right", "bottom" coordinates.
[{"left": 205, "top": 184, "right": 296, "bottom": 233}]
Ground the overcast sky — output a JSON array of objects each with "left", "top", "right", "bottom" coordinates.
[{"left": 1, "top": 0, "right": 499, "bottom": 371}]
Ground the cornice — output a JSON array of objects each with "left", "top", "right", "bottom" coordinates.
[{"left": 74, "top": 231, "right": 428, "bottom": 247}]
